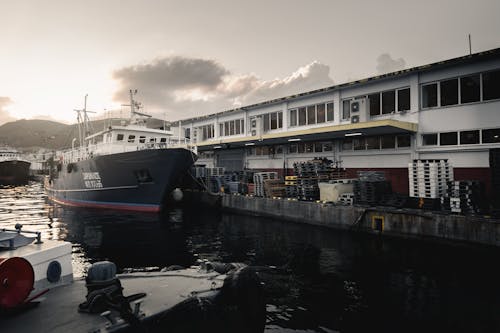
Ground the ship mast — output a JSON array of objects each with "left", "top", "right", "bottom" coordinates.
[
  {"left": 73, "top": 94, "right": 96, "bottom": 147},
  {"left": 122, "top": 90, "right": 152, "bottom": 125}
]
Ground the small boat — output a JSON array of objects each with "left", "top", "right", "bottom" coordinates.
[
  {"left": 0, "top": 225, "right": 266, "bottom": 332},
  {"left": 0, "top": 147, "right": 31, "bottom": 186},
  {"left": 45, "top": 91, "right": 197, "bottom": 213}
]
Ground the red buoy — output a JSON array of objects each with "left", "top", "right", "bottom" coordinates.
[{"left": 0, "top": 257, "right": 35, "bottom": 309}]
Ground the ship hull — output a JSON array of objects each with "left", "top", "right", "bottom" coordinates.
[
  {"left": 0, "top": 160, "right": 31, "bottom": 185},
  {"left": 45, "top": 148, "right": 196, "bottom": 212}
]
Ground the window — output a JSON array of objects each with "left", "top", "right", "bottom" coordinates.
[
  {"left": 290, "top": 109, "right": 297, "bottom": 127},
  {"left": 397, "top": 88, "right": 410, "bottom": 111},
  {"left": 366, "top": 136, "right": 380, "bottom": 149},
  {"left": 460, "top": 130, "right": 480, "bottom": 144},
  {"left": 276, "top": 145, "right": 283, "bottom": 154},
  {"left": 307, "top": 105, "right": 316, "bottom": 124},
  {"left": 305, "top": 143, "right": 314, "bottom": 153},
  {"left": 185, "top": 128, "right": 191, "bottom": 139},
  {"left": 117, "top": 134, "right": 124, "bottom": 141},
  {"left": 382, "top": 90, "right": 395, "bottom": 114},
  {"left": 150, "top": 138, "right": 156, "bottom": 142},
  {"left": 278, "top": 112, "right": 283, "bottom": 128},
  {"left": 317, "top": 104, "right": 325, "bottom": 123},
  {"left": 460, "top": 74, "right": 480, "bottom": 103},
  {"left": 139, "top": 136, "right": 146, "bottom": 143},
  {"left": 397, "top": 134, "right": 411, "bottom": 148},
  {"left": 342, "top": 100, "right": 351, "bottom": 119},
  {"left": 422, "top": 83, "right": 438, "bottom": 108},
  {"left": 298, "top": 143, "right": 305, "bottom": 153},
  {"left": 342, "top": 139, "right": 353, "bottom": 151},
  {"left": 381, "top": 135, "right": 396, "bottom": 149},
  {"left": 440, "top": 78, "right": 459, "bottom": 106},
  {"left": 298, "top": 107, "right": 307, "bottom": 126},
  {"left": 353, "top": 138, "right": 365, "bottom": 150},
  {"left": 220, "top": 119, "right": 244, "bottom": 136},
  {"left": 326, "top": 103, "right": 334, "bottom": 121},
  {"left": 314, "top": 142, "right": 323, "bottom": 152},
  {"left": 128, "top": 135, "right": 135, "bottom": 143},
  {"left": 263, "top": 114, "right": 270, "bottom": 132},
  {"left": 196, "top": 124, "right": 214, "bottom": 141},
  {"left": 482, "top": 128, "right": 500, "bottom": 143},
  {"left": 483, "top": 70, "right": 500, "bottom": 101},
  {"left": 369, "top": 93, "right": 380, "bottom": 116},
  {"left": 422, "top": 134, "right": 437, "bottom": 146},
  {"left": 160, "top": 138, "right": 167, "bottom": 143},
  {"left": 440, "top": 132, "right": 458, "bottom": 145},
  {"left": 289, "top": 144, "right": 297, "bottom": 153},
  {"left": 323, "top": 142, "right": 333, "bottom": 151}
]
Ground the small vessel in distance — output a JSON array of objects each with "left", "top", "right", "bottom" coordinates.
[
  {"left": 0, "top": 146, "right": 31, "bottom": 186},
  {"left": 45, "top": 90, "right": 197, "bottom": 212}
]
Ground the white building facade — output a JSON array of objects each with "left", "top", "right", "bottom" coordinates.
[{"left": 174, "top": 49, "right": 500, "bottom": 197}]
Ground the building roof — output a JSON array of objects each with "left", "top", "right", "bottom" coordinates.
[{"left": 175, "top": 47, "right": 500, "bottom": 125}]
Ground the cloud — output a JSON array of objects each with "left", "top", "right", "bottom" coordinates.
[
  {"left": 0, "top": 97, "right": 16, "bottom": 125},
  {"left": 112, "top": 56, "right": 334, "bottom": 120},
  {"left": 376, "top": 53, "right": 406, "bottom": 74}
]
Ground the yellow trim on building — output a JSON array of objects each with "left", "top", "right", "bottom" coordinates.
[{"left": 197, "top": 119, "right": 418, "bottom": 147}]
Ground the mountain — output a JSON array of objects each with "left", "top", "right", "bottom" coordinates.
[{"left": 0, "top": 118, "right": 171, "bottom": 151}]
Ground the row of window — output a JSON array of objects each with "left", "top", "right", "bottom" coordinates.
[
  {"left": 219, "top": 119, "right": 245, "bottom": 137},
  {"left": 342, "top": 134, "right": 411, "bottom": 151},
  {"left": 193, "top": 124, "right": 215, "bottom": 141},
  {"left": 247, "top": 141, "right": 334, "bottom": 156},
  {"left": 261, "top": 111, "right": 283, "bottom": 131},
  {"left": 116, "top": 134, "right": 167, "bottom": 143},
  {"left": 289, "top": 102, "right": 334, "bottom": 127},
  {"left": 422, "top": 128, "right": 500, "bottom": 146},
  {"left": 422, "top": 69, "right": 500, "bottom": 108},
  {"left": 341, "top": 87, "right": 411, "bottom": 120}
]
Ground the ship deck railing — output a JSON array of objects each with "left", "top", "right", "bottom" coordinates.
[{"left": 58, "top": 139, "right": 197, "bottom": 164}]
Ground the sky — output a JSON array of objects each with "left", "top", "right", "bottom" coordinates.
[{"left": 0, "top": 0, "right": 499, "bottom": 125}]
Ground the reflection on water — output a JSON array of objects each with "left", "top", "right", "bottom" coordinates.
[{"left": 1, "top": 183, "right": 500, "bottom": 332}]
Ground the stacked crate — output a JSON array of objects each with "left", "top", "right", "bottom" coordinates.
[
  {"left": 441, "top": 180, "right": 484, "bottom": 214},
  {"left": 264, "top": 179, "right": 286, "bottom": 198},
  {"left": 338, "top": 192, "right": 354, "bottom": 205},
  {"left": 285, "top": 176, "right": 298, "bottom": 198},
  {"left": 253, "top": 172, "right": 278, "bottom": 197},
  {"left": 408, "top": 160, "right": 453, "bottom": 198},
  {"left": 353, "top": 171, "right": 391, "bottom": 205}
]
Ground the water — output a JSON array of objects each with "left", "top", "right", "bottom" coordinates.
[{"left": 2, "top": 183, "right": 500, "bottom": 332}]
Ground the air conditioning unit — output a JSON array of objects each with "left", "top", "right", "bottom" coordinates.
[
  {"left": 350, "top": 98, "right": 367, "bottom": 124},
  {"left": 250, "top": 116, "right": 262, "bottom": 137}
]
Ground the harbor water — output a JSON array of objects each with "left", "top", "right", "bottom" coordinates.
[{"left": 1, "top": 182, "right": 500, "bottom": 332}]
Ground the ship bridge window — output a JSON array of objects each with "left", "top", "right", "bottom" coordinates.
[
  {"left": 117, "top": 134, "right": 124, "bottom": 141},
  {"left": 422, "top": 134, "right": 438, "bottom": 146},
  {"left": 483, "top": 70, "right": 500, "bottom": 100},
  {"left": 460, "top": 130, "right": 480, "bottom": 144},
  {"left": 139, "top": 136, "right": 146, "bottom": 143},
  {"left": 128, "top": 135, "right": 136, "bottom": 143},
  {"left": 440, "top": 79, "right": 459, "bottom": 106},
  {"left": 150, "top": 138, "right": 156, "bottom": 142},
  {"left": 160, "top": 138, "right": 167, "bottom": 143},
  {"left": 440, "top": 132, "right": 458, "bottom": 145},
  {"left": 482, "top": 128, "right": 500, "bottom": 143}
]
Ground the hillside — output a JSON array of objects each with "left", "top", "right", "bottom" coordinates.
[{"left": 0, "top": 118, "right": 170, "bottom": 151}]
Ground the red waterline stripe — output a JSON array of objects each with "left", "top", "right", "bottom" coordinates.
[{"left": 48, "top": 196, "right": 161, "bottom": 213}]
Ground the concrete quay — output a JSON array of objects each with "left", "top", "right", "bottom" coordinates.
[{"left": 218, "top": 194, "right": 500, "bottom": 247}]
